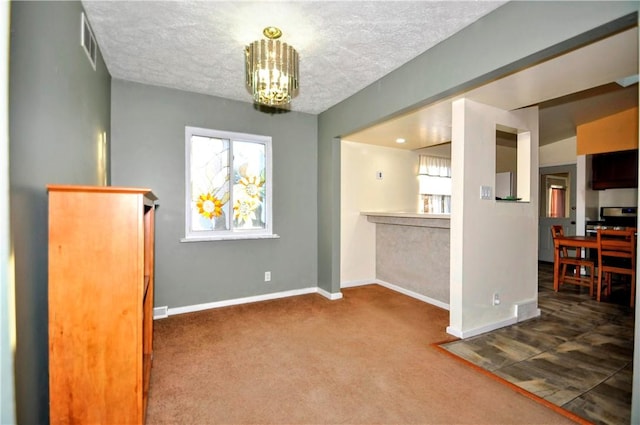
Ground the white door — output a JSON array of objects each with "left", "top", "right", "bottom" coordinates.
[{"left": 538, "top": 164, "right": 577, "bottom": 262}]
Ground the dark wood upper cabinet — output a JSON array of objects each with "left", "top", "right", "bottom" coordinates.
[{"left": 591, "top": 149, "right": 638, "bottom": 190}]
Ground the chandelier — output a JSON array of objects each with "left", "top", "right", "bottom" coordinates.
[{"left": 245, "top": 27, "right": 299, "bottom": 107}]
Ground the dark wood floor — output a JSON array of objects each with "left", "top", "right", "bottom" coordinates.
[{"left": 441, "top": 262, "right": 634, "bottom": 425}]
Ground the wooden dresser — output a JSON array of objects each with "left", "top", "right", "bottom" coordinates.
[{"left": 48, "top": 185, "right": 157, "bottom": 424}]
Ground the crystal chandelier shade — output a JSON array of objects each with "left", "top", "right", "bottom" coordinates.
[{"left": 245, "top": 28, "right": 299, "bottom": 107}]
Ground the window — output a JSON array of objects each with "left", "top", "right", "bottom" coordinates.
[
  {"left": 184, "top": 126, "right": 276, "bottom": 241},
  {"left": 418, "top": 155, "right": 452, "bottom": 214}
]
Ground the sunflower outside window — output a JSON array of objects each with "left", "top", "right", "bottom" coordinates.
[{"left": 184, "top": 126, "right": 275, "bottom": 241}]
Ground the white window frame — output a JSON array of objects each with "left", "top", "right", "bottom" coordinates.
[
  {"left": 182, "top": 126, "right": 278, "bottom": 242},
  {"left": 81, "top": 12, "right": 97, "bottom": 70}
]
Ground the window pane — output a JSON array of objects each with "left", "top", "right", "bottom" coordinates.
[
  {"left": 540, "top": 173, "right": 570, "bottom": 218},
  {"left": 232, "top": 140, "right": 266, "bottom": 230},
  {"left": 190, "top": 136, "right": 230, "bottom": 232},
  {"left": 184, "top": 126, "right": 273, "bottom": 241}
]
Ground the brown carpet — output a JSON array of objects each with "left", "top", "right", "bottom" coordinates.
[{"left": 146, "top": 285, "right": 578, "bottom": 424}]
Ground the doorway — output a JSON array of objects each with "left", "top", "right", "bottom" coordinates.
[{"left": 538, "top": 164, "right": 577, "bottom": 262}]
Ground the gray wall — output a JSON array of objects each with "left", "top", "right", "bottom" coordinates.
[
  {"left": 110, "top": 80, "right": 318, "bottom": 308},
  {"left": 9, "top": 1, "right": 111, "bottom": 423}
]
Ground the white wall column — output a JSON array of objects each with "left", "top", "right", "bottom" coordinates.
[{"left": 448, "top": 98, "right": 540, "bottom": 338}]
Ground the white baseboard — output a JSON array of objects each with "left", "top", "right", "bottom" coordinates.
[
  {"left": 341, "top": 278, "right": 450, "bottom": 310},
  {"left": 317, "top": 287, "right": 343, "bottom": 300},
  {"left": 341, "top": 279, "right": 377, "bottom": 288},
  {"left": 159, "top": 286, "right": 344, "bottom": 318},
  {"left": 515, "top": 299, "right": 541, "bottom": 322},
  {"left": 446, "top": 316, "right": 518, "bottom": 339},
  {"left": 156, "top": 278, "right": 448, "bottom": 320},
  {"left": 446, "top": 299, "right": 539, "bottom": 339},
  {"left": 375, "top": 279, "right": 450, "bottom": 311},
  {"left": 166, "top": 287, "right": 318, "bottom": 316},
  {"left": 445, "top": 326, "right": 463, "bottom": 338},
  {"left": 153, "top": 306, "right": 168, "bottom": 319}
]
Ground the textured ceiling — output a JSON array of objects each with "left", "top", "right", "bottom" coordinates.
[
  {"left": 81, "top": 1, "right": 507, "bottom": 114},
  {"left": 344, "top": 26, "right": 639, "bottom": 148}
]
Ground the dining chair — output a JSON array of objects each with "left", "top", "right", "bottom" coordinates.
[
  {"left": 551, "top": 225, "right": 595, "bottom": 296},
  {"left": 596, "top": 228, "right": 636, "bottom": 307}
]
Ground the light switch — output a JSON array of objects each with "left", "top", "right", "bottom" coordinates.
[
  {"left": 376, "top": 171, "right": 383, "bottom": 180},
  {"left": 480, "top": 185, "right": 492, "bottom": 200}
]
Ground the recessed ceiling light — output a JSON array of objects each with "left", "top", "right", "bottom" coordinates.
[{"left": 396, "top": 138, "right": 406, "bottom": 144}]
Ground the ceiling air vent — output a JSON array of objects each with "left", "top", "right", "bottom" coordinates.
[{"left": 81, "top": 12, "right": 97, "bottom": 70}]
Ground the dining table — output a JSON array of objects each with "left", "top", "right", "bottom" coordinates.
[{"left": 553, "top": 235, "right": 598, "bottom": 292}]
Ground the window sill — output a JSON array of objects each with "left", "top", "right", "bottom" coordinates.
[{"left": 181, "top": 234, "right": 281, "bottom": 242}]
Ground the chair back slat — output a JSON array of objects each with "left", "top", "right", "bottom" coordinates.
[
  {"left": 550, "top": 225, "right": 569, "bottom": 257},
  {"left": 596, "top": 227, "right": 636, "bottom": 307},
  {"left": 551, "top": 225, "right": 595, "bottom": 297},
  {"left": 597, "top": 228, "right": 636, "bottom": 260}
]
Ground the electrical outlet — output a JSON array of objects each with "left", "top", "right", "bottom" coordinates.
[
  {"left": 264, "top": 271, "right": 271, "bottom": 282},
  {"left": 492, "top": 292, "right": 500, "bottom": 306}
]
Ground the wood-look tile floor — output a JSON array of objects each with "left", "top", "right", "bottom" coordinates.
[{"left": 441, "top": 263, "right": 634, "bottom": 425}]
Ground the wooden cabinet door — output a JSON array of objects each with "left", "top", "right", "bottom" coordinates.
[{"left": 592, "top": 149, "right": 638, "bottom": 189}]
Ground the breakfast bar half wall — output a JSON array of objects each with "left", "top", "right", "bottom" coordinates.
[{"left": 360, "top": 212, "right": 450, "bottom": 309}]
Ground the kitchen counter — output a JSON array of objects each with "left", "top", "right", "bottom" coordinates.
[
  {"left": 361, "top": 211, "right": 450, "bottom": 229},
  {"left": 361, "top": 211, "right": 450, "bottom": 307}
]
